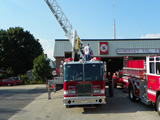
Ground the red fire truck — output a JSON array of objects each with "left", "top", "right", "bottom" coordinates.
[
  {"left": 123, "top": 56, "right": 160, "bottom": 115},
  {"left": 114, "top": 71, "right": 123, "bottom": 88},
  {"left": 45, "top": 0, "right": 106, "bottom": 107},
  {"left": 63, "top": 57, "right": 106, "bottom": 107}
]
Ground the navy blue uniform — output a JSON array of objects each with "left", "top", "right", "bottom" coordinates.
[{"left": 108, "top": 75, "right": 113, "bottom": 97}]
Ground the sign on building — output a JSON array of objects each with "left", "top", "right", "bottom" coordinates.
[
  {"left": 99, "top": 42, "right": 108, "bottom": 54},
  {"left": 117, "top": 48, "right": 160, "bottom": 54}
]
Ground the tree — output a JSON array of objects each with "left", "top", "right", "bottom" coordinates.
[
  {"left": 32, "top": 54, "right": 52, "bottom": 82},
  {"left": 6, "top": 67, "right": 15, "bottom": 77},
  {"left": 0, "top": 27, "right": 43, "bottom": 75},
  {"left": 0, "top": 29, "right": 7, "bottom": 69}
]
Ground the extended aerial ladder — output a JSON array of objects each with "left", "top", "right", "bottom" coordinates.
[{"left": 44, "top": 0, "right": 84, "bottom": 61}]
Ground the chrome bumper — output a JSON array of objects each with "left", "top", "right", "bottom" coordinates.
[{"left": 64, "top": 96, "right": 106, "bottom": 105}]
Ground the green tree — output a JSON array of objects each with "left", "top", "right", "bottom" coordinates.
[
  {"left": 32, "top": 54, "right": 52, "bottom": 82},
  {"left": 6, "top": 67, "right": 15, "bottom": 77},
  {"left": 0, "top": 27, "right": 43, "bottom": 75},
  {"left": 0, "top": 29, "right": 7, "bottom": 68}
]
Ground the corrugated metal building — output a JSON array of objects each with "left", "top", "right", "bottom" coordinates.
[{"left": 54, "top": 38, "right": 160, "bottom": 73}]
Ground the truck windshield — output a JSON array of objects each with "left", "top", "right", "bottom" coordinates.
[
  {"left": 84, "top": 64, "right": 103, "bottom": 81},
  {"left": 64, "top": 64, "right": 83, "bottom": 81}
]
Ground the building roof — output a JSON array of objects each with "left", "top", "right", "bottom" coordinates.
[
  {"left": 55, "top": 38, "right": 160, "bottom": 41},
  {"left": 54, "top": 38, "right": 160, "bottom": 57}
]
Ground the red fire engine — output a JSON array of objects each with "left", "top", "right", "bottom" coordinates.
[
  {"left": 63, "top": 57, "right": 106, "bottom": 107},
  {"left": 114, "top": 71, "right": 123, "bottom": 88},
  {"left": 45, "top": 0, "right": 106, "bottom": 107},
  {"left": 123, "top": 56, "right": 160, "bottom": 115}
]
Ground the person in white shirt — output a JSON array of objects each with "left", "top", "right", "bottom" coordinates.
[{"left": 84, "top": 43, "right": 92, "bottom": 61}]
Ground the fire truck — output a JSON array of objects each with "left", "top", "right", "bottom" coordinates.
[
  {"left": 45, "top": 0, "right": 106, "bottom": 107},
  {"left": 123, "top": 56, "right": 160, "bottom": 115},
  {"left": 63, "top": 57, "right": 106, "bottom": 107},
  {"left": 114, "top": 70, "right": 123, "bottom": 88}
]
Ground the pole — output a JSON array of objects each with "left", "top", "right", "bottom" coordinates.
[
  {"left": 48, "top": 84, "right": 51, "bottom": 100},
  {"left": 113, "top": 0, "right": 116, "bottom": 40},
  {"left": 114, "top": 19, "right": 116, "bottom": 39}
]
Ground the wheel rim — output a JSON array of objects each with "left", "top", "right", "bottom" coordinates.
[{"left": 8, "top": 84, "right": 11, "bottom": 86}]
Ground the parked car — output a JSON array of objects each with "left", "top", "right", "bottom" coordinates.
[
  {"left": 9, "top": 77, "right": 21, "bottom": 85},
  {"left": 0, "top": 78, "right": 16, "bottom": 86}
]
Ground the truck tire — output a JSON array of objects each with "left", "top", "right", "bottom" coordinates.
[
  {"left": 157, "top": 95, "right": 160, "bottom": 116},
  {"left": 154, "top": 103, "right": 157, "bottom": 111},
  {"left": 129, "top": 85, "right": 136, "bottom": 102}
]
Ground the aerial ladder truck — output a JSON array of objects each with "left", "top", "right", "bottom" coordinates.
[
  {"left": 45, "top": 0, "right": 83, "bottom": 61},
  {"left": 45, "top": 0, "right": 106, "bottom": 107}
]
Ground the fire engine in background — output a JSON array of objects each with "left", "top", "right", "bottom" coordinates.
[
  {"left": 45, "top": 0, "right": 106, "bottom": 107},
  {"left": 114, "top": 70, "right": 123, "bottom": 88},
  {"left": 112, "top": 70, "right": 127, "bottom": 92},
  {"left": 122, "top": 56, "right": 160, "bottom": 115},
  {"left": 122, "top": 59, "right": 145, "bottom": 92}
]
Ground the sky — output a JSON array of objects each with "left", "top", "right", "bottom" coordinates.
[{"left": 0, "top": 0, "right": 160, "bottom": 61}]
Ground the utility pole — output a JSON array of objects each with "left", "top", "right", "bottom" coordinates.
[
  {"left": 114, "top": 19, "right": 116, "bottom": 39},
  {"left": 113, "top": 0, "right": 116, "bottom": 40}
]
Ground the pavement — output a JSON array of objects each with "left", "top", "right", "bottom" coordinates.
[
  {"left": 0, "top": 85, "right": 47, "bottom": 120},
  {"left": 8, "top": 88, "right": 64, "bottom": 120},
  {"left": 8, "top": 86, "right": 160, "bottom": 120},
  {"left": 0, "top": 84, "right": 46, "bottom": 90}
]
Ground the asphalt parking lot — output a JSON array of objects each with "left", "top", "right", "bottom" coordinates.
[
  {"left": 0, "top": 85, "right": 47, "bottom": 120},
  {"left": 2, "top": 85, "right": 159, "bottom": 120}
]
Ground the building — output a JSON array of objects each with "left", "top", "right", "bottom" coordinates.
[{"left": 54, "top": 38, "right": 160, "bottom": 74}]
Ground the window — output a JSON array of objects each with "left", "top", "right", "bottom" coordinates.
[
  {"left": 64, "top": 63, "right": 104, "bottom": 81},
  {"left": 156, "top": 62, "right": 160, "bottom": 75},
  {"left": 149, "top": 62, "right": 155, "bottom": 74},
  {"left": 156, "top": 57, "right": 160, "bottom": 61},
  {"left": 149, "top": 58, "right": 154, "bottom": 61},
  {"left": 84, "top": 63, "right": 103, "bottom": 81},
  {"left": 64, "top": 64, "right": 83, "bottom": 81}
]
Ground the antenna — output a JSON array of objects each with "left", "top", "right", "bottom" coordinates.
[{"left": 113, "top": 0, "right": 116, "bottom": 39}]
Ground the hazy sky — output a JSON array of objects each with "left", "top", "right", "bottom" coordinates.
[{"left": 0, "top": 0, "right": 160, "bottom": 60}]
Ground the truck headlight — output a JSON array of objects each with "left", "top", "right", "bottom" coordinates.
[
  {"left": 68, "top": 86, "right": 76, "bottom": 94},
  {"left": 93, "top": 85, "right": 100, "bottom": 93}
]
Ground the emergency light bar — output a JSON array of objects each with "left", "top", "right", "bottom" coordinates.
[
  {"left": 91, "top": 57, "right": 101, "bottom": 61},
  {"left": 64, "top": 58, "right": 73, "bottom": 62}
]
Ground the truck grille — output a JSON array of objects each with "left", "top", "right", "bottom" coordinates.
[{"left": 76, "top": 83, "right": 92, "bottom": 96}]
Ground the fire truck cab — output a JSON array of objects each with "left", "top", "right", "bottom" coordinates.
[
  {"left": 63, "top": 58, "right": 106, "bottom": 107},
  {"left": 126, "top": 56, "right": 160, "bottom": 115}
]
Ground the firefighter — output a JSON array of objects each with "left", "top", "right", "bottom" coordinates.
[
  {"left": 84, "top": 43, "right": 92, "bottom": 61},
  {"left": 107, "top": 72, "right": 113, "bottom": 97}
]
